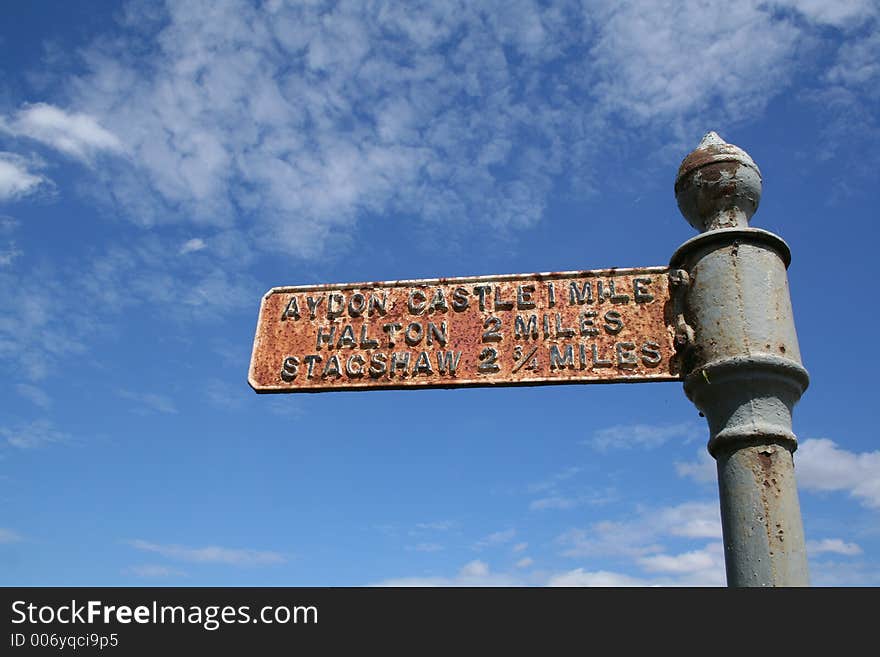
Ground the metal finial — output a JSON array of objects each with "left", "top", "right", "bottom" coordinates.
[{"left": 674, "top": 132, "right": 762, "bottom": 232}]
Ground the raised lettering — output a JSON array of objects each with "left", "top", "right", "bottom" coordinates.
[
  {"left": 427, "top": 321, "right": 448, "bottom": 347},
  {"left": 281, "top": 296, "right": 301, "bottom": 321},
  {"left": 604, "top": 310, "right": 624, "bottom": 335},
  {"left": 304, "top": 354, "right": 323, "bottom": 378},
  {"left": 569, "top": 281, "right": 593, "bottom": 305},
  {"left": 616, "top": 342, "right": 637, "bottom": 369},
  {"left": 428, "top": 289, "right": 449, "bottom": 313},
  {"left": 281, "top": 356, "right": 299, "bottom": 381},
  {"left": 322, "top": 354, "right": 342, "bottom": 378},
  {"left": 408, "top": 289, "right": 427, "bottom": 315},
  {"left": 514, "top": 314, "right": 539, "bottom": 340},
  {"left": 452, "top": 287, "right": 470, "bottom": 312},
  {"left": 550, "top": 344, "right": 574, "bottom": 369},
  {"left": 494, "top": 286, "right": 514, "bottom": 311},
  {"left": 390, "top": 352, "right": 411, "bottom": 376},
  {"left": 405, "top": 322, "right": 423, "bottom": 346},
  {"left": 348, "top": 293, "right": 367, "bottom": 317},
  {"left": 473, "top": 285, "right": 491, "bottom": 311},
  {"left": 412, "top": 351, "right": 433, "bottom": 376},
  {"left": 383, "top": 322, "right": 403, "bottom": 347},
  {"left": 633, "top": 278, "right": 654, "bottom": 303},
  {"left": 369, "top": 353, "right": 387, "bottom": 378},
  {"left": 337, "top": 324, "right": 357, "bottom": 348},
  {"left": 641, "top": 341, "right": 662, "bottom": 367},
  {"left": 517, "top": 285, "right": 536, "bottom": 309},
  {"left": 346, "top": 354, "right": 365, "bottom": 377},
  {"left": 327, "top": 293, "right": 345, "bottom": 319},
  {"left": 579, "top": 310, "right": 599, "bottom": 336},
  {"left": 306, "top": 296, "right": 323, "bottom": 320},
  {"left": 436, "top": 350, "right": 462, "bottom": 375},
  {"left": 316, "top": 325, "right": 337, "bottom": 350}
]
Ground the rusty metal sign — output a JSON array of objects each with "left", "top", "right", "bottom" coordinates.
[{"left": 248, "top": 267, "right": 679, "bottom": 393}]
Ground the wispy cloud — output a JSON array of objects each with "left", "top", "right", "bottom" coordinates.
[
  {"left": 372, "top": 560, "right": 521, "bottom": 587},
  {"left": 14, "top": 384, "right": 51, "bottom": 409},
  {"left": 3, "top": 103, "right": 124, "bottom": 162},
  {"left": 586, "top": 421, "right": 702, "bottom": 452},
  {"left": 124, "top": 564, "right": 187, "bottom": 578},
  {"left": 0, "top": 419, "right": 68, "bottom": 449},
  {"left": 636, "top": 542, "right": 725, "bottom": 580},
  {"left": 557, "top": 501, "right": 721, "bottom": 559},
  {"left": 10, "top": 0, "right": 860, "bottom": 261},
  {"left": 0, "top": 153, "right": 46, "bottom": 201},
  {"left": 473, "top": 529, "right": 517, "bottom": 551},
  {"left": 791, "top": 438, "right": 880, "bottom": 509},
  {"left": 0, "top": 528, "right": 23, "bottom": 543},
  {"left": 126, "top": 539, "right": 286, "bottom": 566},
  {"left": 546, "top": 568, "right": 649, "bottom": 587},
  {"left": 527, "top": 467, "right": 581, "bottom": 494},
  {"left": 406, "top": 543, "right": 444, "bottom": 553},
  {"left": 117, "top": 389, "right": 178, "bottom": 415},
  {"left": 529, "top": 496, "right": 581, "bottom": 511},
  {"left": 179, "top": 238, "right": 206, "bottom": 255},
  {"left": 807, "top": 538, "right": 863, "bottom": 557},
  {"left": 674, "top": 449, "right": 716, "bottom": 484},
  {"left": 414, "top": 521, "right": 456, "bottom": 532}
]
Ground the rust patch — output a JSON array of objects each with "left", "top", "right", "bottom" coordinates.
[{"left": 248, "top": 267, "right": 680, "bottom": 393}]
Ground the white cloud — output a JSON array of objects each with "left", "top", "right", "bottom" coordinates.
[
  {"left": 407, "top": 543, "right": 444, "bottom": 553},
  {"left": 586, "top": 0, "right": 803, "bottom": 131},
  {"left": 549, "top": 542, "right": 726, "bottom": 587},
  {"left": 547, "top": 568, "right": 648, "bottom": 587},
  {"left": 774, "top": 0, "right": 878, "bottom": 28},
  {"left": 558, "top": 501, "right": 721, "bottom": 558},
  {"left": 473, "top": 528, "right": 516, "bottom": 550},
  {"left": 125, "top": 564, "right": 187, "bottom": 578},
  {"left": 26, "top": 0, "right": 854, "bottom": 261},
  {"left": 414, "top": 521, "right": 455, "bottom": 532},
  {"left": 373, "top": 560, "right": 524, "bottom": 587},
  {"left": 0, "top": 243, "right": 22, "bottom": 266},
  {"left": 117, "top": 389, "right": 178, "bottom": 415},
  {"left": 0, "top": 153, "right": 46, "bottom": 201},
  {"left": 796, "top": 438, "right": 880, "bottom": 509},
  {"left": 0, "top": 528, "right": 23, "bottom": 543},
  {"left": 14, "top": 384, "right": 51, "bottom": 409},
  {"left": 204, "top": 380, "right": 246, "bottom": 411},
  {"left": 637, "top": 542, "right": 725, "bottom": 577},
  {"left": 807, "top": 538, "right": 862, "bottom": 557},
  {"left": 527, "top": 466, "right": 581, "bottom": 494},
  {"left": 587, "top": 421, "right": 702, "bottom": 452},
  {"left": 0, "top": 419, "right": 68, "bottom": 449},
  {"left": 512, "top": 542, "right": 528, "bottom": 553},
  {"left": 530, "top": 496, "right": 580, "bottom": 511},
  {"left": 809, "top": 560, "right": 880, "bottom": 587},
  {"left": 4, "top": 103, "right": 124, "bottom": 162},
  {"left": 127, "top": 539, "right": 286, "bottom": 566},
  {"left": 179, "top": 238, "right": 206, "bottom": 255},
  {"left": 515, "top": 557, "right": 534, "bottom": 569},
  {"left": 674, "top": 449, "right": 716, "bottom": 484}
]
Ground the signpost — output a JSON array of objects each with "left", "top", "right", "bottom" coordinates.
[
  {"left": 248, "top": 132, "right": 811, "bottom": 587},
  {"left": 248, "top": 267, "right": 678, "bottom": 393}
]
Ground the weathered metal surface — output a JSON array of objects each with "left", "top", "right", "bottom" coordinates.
[
  {"left": 675, "top": 131, "right": 762, "bottom": 232},
  {"left": 673, "top": 132, "right": 810, "bottom": 586},
  {"left": 716, "top": 442, "right": 808, "bottom": 587},
  {"left": 248, "top": 267, "right": 679, "bottom": 393}
]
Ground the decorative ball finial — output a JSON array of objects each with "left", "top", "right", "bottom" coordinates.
[{"left": 675, "top": 131, "right": 762, "bottom": 232}]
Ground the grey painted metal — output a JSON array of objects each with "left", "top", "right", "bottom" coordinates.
[{"left": 670, "top": 132, "right": 810, "bottom": 587}]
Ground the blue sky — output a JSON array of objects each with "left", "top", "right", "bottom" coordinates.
[{"left": 1, "top": 0, "right": 878, "bottom": 586}]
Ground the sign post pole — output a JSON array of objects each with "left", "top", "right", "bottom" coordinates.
[{"left": 669, "top": 133, "right": 810, "bottom": 586}]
